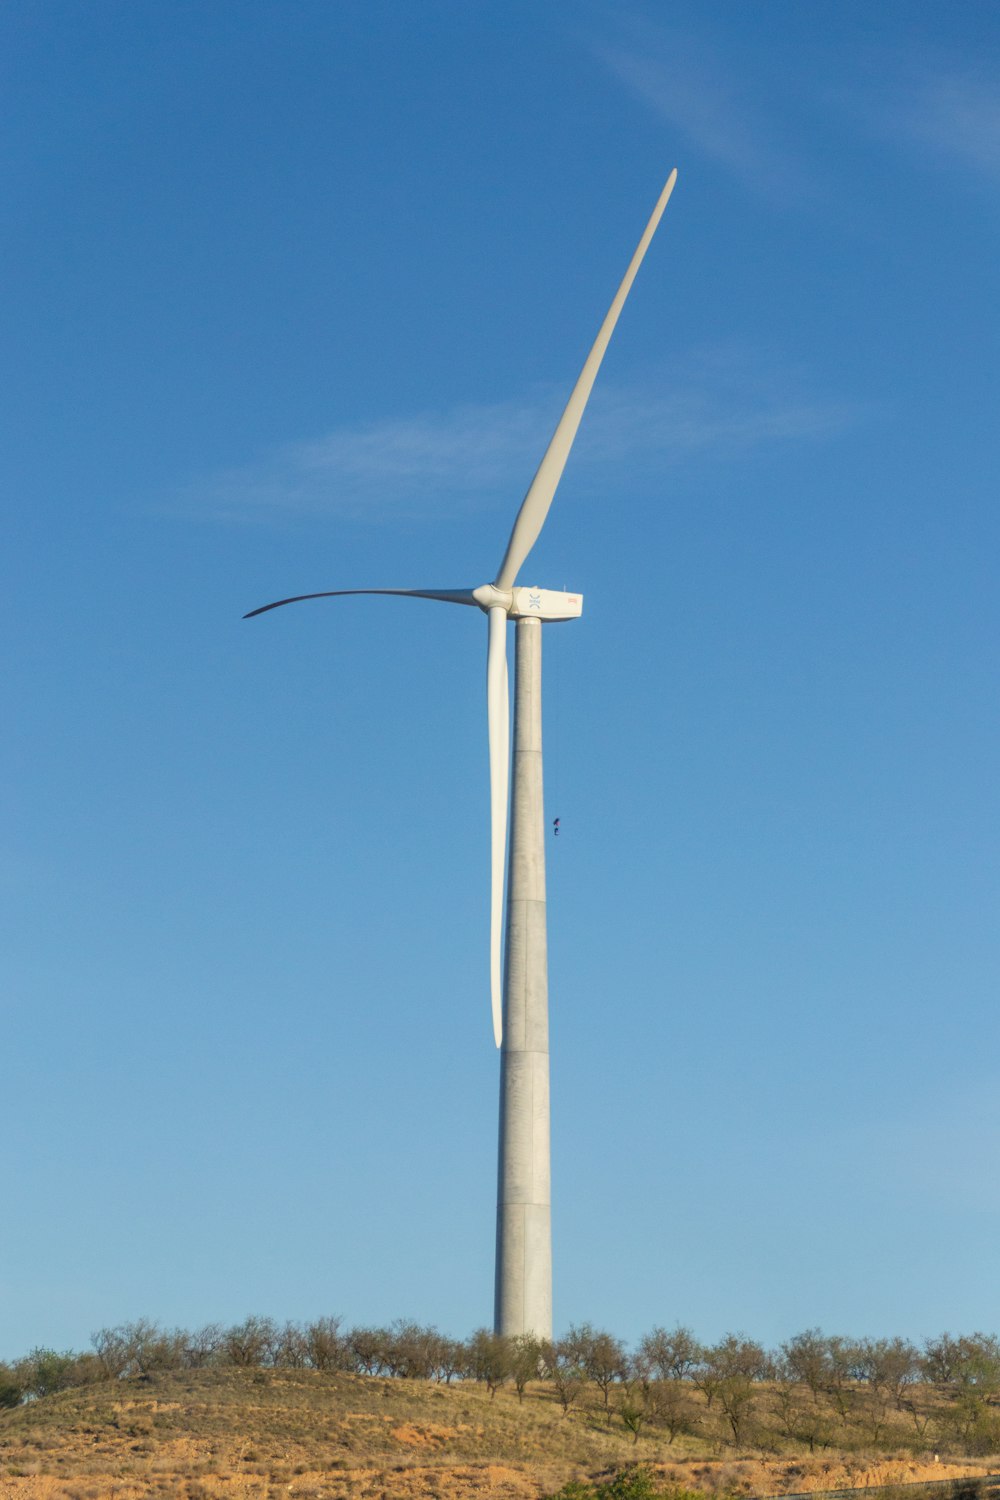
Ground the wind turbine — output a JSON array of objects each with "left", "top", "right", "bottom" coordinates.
[{"left": 245, "top": 170, "right": 678, "bottom": 1340}]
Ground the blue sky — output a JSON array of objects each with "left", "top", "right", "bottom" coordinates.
[{"left": 3, "top": 0, "right": 999, "bottom": 1360}]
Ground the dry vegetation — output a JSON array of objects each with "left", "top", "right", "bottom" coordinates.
[
  {"left": 0, "top": 1366, "right": 995, "bottom": 1500},
  {"left": 2, "top": 1323, "right": 999, "bottom": 1500}
]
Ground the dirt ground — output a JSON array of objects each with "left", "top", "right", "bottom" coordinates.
[
  {"left": 0, "top": 1450, "right": 992, "bottom": 1500},
  {"left": 0, "top": 1368, "right": 995, "bottom": 1500}
]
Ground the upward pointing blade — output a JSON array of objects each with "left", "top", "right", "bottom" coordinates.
[
  {"left": 495, "top": 169, "right": 678, "bottom": 591},
  {"left": 486, "top": 605, "right": 509, "bottom": 1048}
]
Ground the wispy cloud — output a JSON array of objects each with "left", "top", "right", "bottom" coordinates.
[
  {"left": 176, "top": 357, "right": 861, "bottom": 526},
  {"left": 181, "top": 400, "right": 548, "bottom": 523},
  {"left": 597, "top": 18, "right": 1000, "bottom": 197},
  {"left": 584, "top": 373, "right": 857, "bottom": 465},
  {"left": 589, "top": 15, "right": 813, "bottom": 199},
  {"left": 877, "top": 64, "right": 1000, "bottom": 179},
  {"left": 599, "top": 46, "right": 797, "bottom": 195}
]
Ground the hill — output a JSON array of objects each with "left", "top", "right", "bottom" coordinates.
[{"left": 0, "top": 1368, "right": 995, "bottom": 1500}]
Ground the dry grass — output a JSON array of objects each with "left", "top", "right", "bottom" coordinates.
[{"left": 0, "top": 1368, "right": 995, "bottom": 1500}]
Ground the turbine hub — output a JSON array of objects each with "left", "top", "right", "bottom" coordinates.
[{"left": 473, "top": 583, "right": 514, "bottom": 613}]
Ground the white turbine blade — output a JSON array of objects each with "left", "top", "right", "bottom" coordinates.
[
  {"left": 495, "top": 169, "right": 678, "bottom": 591},
  {"left": 244, "top": 587, "right": 479, "bottom": 619},
  {"left": 487, "top": 605, "right": 509, "bottom": 1048}
]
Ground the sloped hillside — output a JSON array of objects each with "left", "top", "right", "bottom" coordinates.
[{"left": 0, "top": 1367, "right": 994, "bottom": 1500}]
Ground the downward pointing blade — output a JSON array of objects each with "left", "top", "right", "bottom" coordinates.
[
  {"left": 495, "top": 169, "right": 678, "bottom": 591},
  {"left": 486, "top": 605, "right": 510, "bottom": 1048}
]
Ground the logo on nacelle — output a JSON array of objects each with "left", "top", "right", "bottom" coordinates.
[{"left": 510, "top": 587, "right": 585, "bottom": 621}]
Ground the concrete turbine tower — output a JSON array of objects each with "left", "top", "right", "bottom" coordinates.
[{"left": 245, "top": 170, "right": 678, "bottom": 1341}]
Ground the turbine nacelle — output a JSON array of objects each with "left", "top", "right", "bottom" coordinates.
[
  {"left": 510, "top": 586, "right": 583, "bottom": 621},
  {"left": 471, "top": 584, "right": 584, "bottom": 621}
]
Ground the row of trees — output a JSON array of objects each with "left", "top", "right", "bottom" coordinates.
[{"left": 4, "top": 1321, "right": 1000, "bottom": 1453}]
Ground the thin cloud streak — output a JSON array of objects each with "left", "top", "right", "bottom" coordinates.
[
  {"left": 590, "top": 15, "right": 814, "bottom": 200},
  {"left": 177, "top": 365, "right": 861, "bottom": 525},
  {"left": 599, "top": 21, "right": 1000, "bottom": 196},
  {"left": 600, "top": 46, "right": 789, "bottom": 191},
  {"left": 883, "top": 67, "right": 1000, "bottom": 179},
  {"left": 177, "top": 400, "right": 548, "bottom": 524}
]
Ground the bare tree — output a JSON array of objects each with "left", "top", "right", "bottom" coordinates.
[
  {"left": 135, "top": 1324, "right": 187, "bottom": 1374},
  {"left": 543, "top": 1340, "right": 586, "bottom": 1416},
  {"left": 564, "top": 1323, "right": 628, "bottom": 1421},
  {"left": 923, "top": 1333, "right": 1000, "bottom": 1452},
  {"left": 222, "top": 1316, "right": 278, "bottom": 1367},
  {"left": 647, "top": 1378, "right": 697, "bottom": 1442},
  {"left": 900, "top": 1394, "right": 933, "bottom": 1439},
  {"left": 431, "top": 1336, "right": 466, "bottom": 1384},
  {"left": 954, "top": 1334, "right": 1000, "bottom": 1397},
  {"left": 509, "top": 1335, "right": 545, "bottom": 1403},
  {"left": 348, "top": 1326, "right": 387, "bottom": 1375},
  {"left": 184, "top": 1324, "right": 223, "bottom": 1368},
  {"left": 773, "top": 1366, "right": 834, "bottom": 1453},
  {"left": 780, "top": 1329, "right": 831, "bottom": 1404},
  {"left": 637, "top": 1326, "right": 701, "bottom": 1384},
  {"left": 385, "top": 1320, "right": 441, "bottom": 1379},
  {"left": 691, "top": 1352, "right": 723, "bottom": 1410},
  {"left": 616, "top": 1355, "right": 687, "bottom": 1444},
  {"left": 702, "top": 1334, "right": 772, "bottom": 1446},
  {"left": 856, "top": 1336, "right": 919, "bottom": 1408},
  {"left": 852, "top": 1353, "right": 892, "bottom": 1445},
  {"left": 632, "top": 1325, "right": 701, "bottom": 1444},
  {"left": 271, "top": 1322, "right": 309, "bottom": 1367},
  {"left": 467, "top": 1329, "right": 512, "bottom": 1398},
  {"left": 91, "top": 1321, "right": 185, "bottom": 1379},
  {"left": 305, "top": 1316, "right": 347, "bottom": 1372},
  {"left": 92, "top": 1327, "right": 132, "bottom": 1380},
  {"left": 617, "top": 1389, "right": 648, "bottom": 1444},
  {"left": 823, "top": 1336, "right": 860, "bottom": 1423}
]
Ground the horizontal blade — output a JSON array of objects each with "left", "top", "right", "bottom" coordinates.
[
  {"left": 486, "top": 605, "right": 509, "bottom": 1048},
  {"left": 495, "top": 169, "right": 678, "bottom": 591},
  {"left": 244, "top": 588, "right": 479, "bottom": 620}
]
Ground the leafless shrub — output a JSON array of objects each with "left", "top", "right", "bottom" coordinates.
[
  {"left": 304, "top": 1316, "right": 348, "bottom": 1372},
  {"left": 221, "top": 1316, "right": 279, "bottom": 1367},
  {"left": 466, "top": 1328, "right": 512, "bottom": 1397}
]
